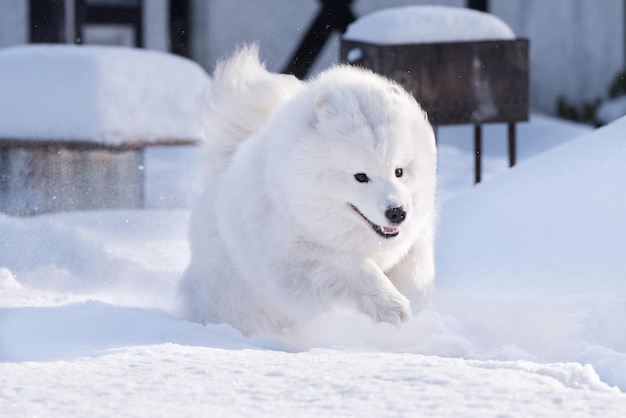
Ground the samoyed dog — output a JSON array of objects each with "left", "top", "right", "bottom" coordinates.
[{"left": 178, "top": 46, "right": 437, "bottom": 337}]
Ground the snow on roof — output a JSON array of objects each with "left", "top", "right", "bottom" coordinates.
[
  {"left": 0, "top": 44, "right": 210, "bottom": 146},
  {"left": 343, "top": 6, "right": 516, "bottom": 45}
]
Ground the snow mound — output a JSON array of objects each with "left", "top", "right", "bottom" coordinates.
[
  {"left": 343, "top": 5, "right": 515, "bottom": 45},
  {"left": 0, "top": 267, "right": 20, "bottom": 290},
  {"left": 437, "top": 115, "right": 626, "bottom": 293},
  {"left": 0, "top": 301, "right": 278, "bottom": 362},
  {"left": 2, "top": 346, "right": 623, "bottom": 417},
  {"left": 0, "top": 210, "right": 191, "bottom": 308},
  {"left": 471, "top": 360, "right": 616, "bottom": 393},
  {"left": 597, "top": 96, "right": 626, "bottom": 124},
  {"left": 434, "top": 115, "right": 626, "bottom": 389},
  {"left": 0, "top": 45, "right": 210, "bottom": 145}
]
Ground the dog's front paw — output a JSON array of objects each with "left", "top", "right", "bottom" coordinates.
[{"left": 359, "top": 290, "right": 412, "bottom": 327}]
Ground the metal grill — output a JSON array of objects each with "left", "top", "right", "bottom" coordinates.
[{"left": 0, "top": 144, "right": 143, "bottom": 216}]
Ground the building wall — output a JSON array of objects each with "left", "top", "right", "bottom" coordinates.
[
  {"left": 0, "top": 0, "right": 27, "bottom": 47},
  {"left": 491, "top": 0, "right": 625, "bottom": 113},
  {"left": 143, "top": 0, "right": 168, "bottom": 51}
]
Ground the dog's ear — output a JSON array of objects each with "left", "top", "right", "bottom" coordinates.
[
  {"left": 313, "top": 91, "right": 345, "bottom": 127},
  {"left": 387, "top": 82, "right": 430, "bottom": 122},
  {"left": 388, "top": 84, "right": 404, "bottom": 96},
  {"left": 314, "top": 93, "right": 335, "bottom": 120}
]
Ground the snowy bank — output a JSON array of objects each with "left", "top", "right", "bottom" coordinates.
[
  {"left": 343, "top": 5, "right": 515, "bottom": 45},
  {"left": 597, "top": 96, "right": 626, "bottom": 125},
  {"left": 1, "top": 344, "right": 623, "bottom": 417},
  {"left": 434, "top": 115, "right": 626, "bottom": 388},
  {"left": 438, "top": 115, "right": 626, "bottom": 293},
  {"left": 0, "top": 45, "right": 209, "bottom": 145}
]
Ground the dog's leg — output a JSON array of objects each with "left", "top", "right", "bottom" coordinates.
[
  {"left": 310, "top": 258, "right": 412, "bottom": 327},
  {"left": 386, "top": 239, "right": 435, "bottom": 314}
]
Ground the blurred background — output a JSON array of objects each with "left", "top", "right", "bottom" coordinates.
[{"left": 1, "top": 0, "right": 624, "bottom": 123}]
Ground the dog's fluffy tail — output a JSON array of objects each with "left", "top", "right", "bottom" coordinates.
[{"left": 201, "top": 45, "right": 301, "bottom": 179}]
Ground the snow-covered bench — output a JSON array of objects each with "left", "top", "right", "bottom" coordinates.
[
  {"left": 341, "top": 6, "right": 529, "bottom": 183},
  {"left": 0, "top": 45, "right": 209, "bottom": 215}
]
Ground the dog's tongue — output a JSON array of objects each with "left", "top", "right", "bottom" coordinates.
[{"left": 383, "top": 226, "right": 398, "bottom": 233}]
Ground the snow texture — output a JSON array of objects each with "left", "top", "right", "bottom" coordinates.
[
  {"left": 343, "top": 5, "right": 515, "bottom": 45},
  {"left": 597, "top": 96, "right": 626, "bottom": 125},
  {"left": 2, "top": 113, "right": 626, "bottom": 416},
  {"left": 0, "top": 45, "right": 209, "bottom": 145}
]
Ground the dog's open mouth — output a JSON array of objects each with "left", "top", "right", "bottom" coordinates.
[{"left": 349, "top": 204, "right": 399, "bottom": 239}]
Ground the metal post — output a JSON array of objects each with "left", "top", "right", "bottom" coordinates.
[
  {"left": 469, "top": 0, "right": 488, "bottom": 183},
  {"left": 467, "top": 0, "right": 489, "bottom": 12},
  {"left": 474, "top": 124, "right": 482, "bottom": 183},
  {"left": 508, "top": 122, "right": 517, "bottom": 167},
  {"left": 170, "top": 0, "right": 190, "bottom": 57},
  {"left": 30, "top": 0, "right": 66, "bottom": 43},
  {"left": 284, "top": 0, "right": 355, "bottom": 78}
]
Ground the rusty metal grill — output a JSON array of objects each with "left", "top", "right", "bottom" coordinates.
[{"left": 0, "top": 144, "right": 143, "bottom": 216}]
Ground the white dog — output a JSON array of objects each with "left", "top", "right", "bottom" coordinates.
[{"left": 178, "top": 46, "right": 437, "bottom": 338}]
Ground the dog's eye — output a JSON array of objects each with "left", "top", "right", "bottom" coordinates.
[
  {"left": 395, "top": 168, "right": 403, "bottom": 178},
  {"left": 354, "top": 173, "right": 369, "bottom": 183}
]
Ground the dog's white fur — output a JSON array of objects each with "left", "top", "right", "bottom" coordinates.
[{"left": 178, "top": 45, "right": 437, "bottom": 337}]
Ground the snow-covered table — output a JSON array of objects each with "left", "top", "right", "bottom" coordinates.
[
  {"left": 0, "top": 45, "right": 209, "bottom": 215},
  {"left": 341, "top": 6, "right": 529, "bottom": 183}
]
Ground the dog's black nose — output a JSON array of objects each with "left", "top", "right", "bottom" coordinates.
[{"left": 385, "top": 206, "right": 406, "bottom": 224}]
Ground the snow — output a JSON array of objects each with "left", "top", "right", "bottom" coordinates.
[
  {"left": 0, "top": 45, "right": 209, "bottom": 145},
  {"left": 343, "top": 5, "right": 516, "bottom": 45},
  {"left": 2, "top": 346, "right": 623, "bottom": 417},
  {"left": 433, "top": 117, "right": 626, "bottom": 393},
  {"left": 438, "top": 117, "right": 626, "bottom": 291},
  {"left": 597, "top": 96, "right": 626, "bottom": 125},
  {"left": 2, "top": 109, "right": 626, "bottom": 415}
]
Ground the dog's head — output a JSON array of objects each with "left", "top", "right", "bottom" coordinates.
[{"left": 272, "top": 66, "right": 437, "bottom": 255}]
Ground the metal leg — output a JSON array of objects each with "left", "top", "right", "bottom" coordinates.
[
  {"left": 474, "top": 124, "right": 482, "bottom": 184},
  {"left": 508, "top": 122, "right": 517, "bottom": 167},
  {"left": 283, "top": 0, "right": 355, "bottom": 78}
]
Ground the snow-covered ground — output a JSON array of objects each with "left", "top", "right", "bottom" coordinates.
[
  {"left": 2, "top": 109, "right": 626, "bottom": 416},
  {"left": 598, "top": 95, "right": 626, "bottom": 125}
]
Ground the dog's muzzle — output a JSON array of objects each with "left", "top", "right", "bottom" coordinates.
[{"left": 350, "top": 204, "right": 402, "bottom": 239}]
